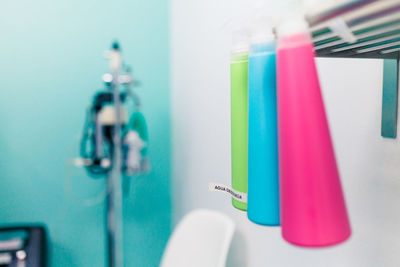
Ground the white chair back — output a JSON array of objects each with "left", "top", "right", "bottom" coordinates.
[{"left": 160, "top": 209, "right": 235, "bottom": 267}]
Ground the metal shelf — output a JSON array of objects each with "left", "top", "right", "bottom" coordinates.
[
  {"left": 306, "top": 0, "right": 400, "bottom": 138},
  {"left": 309, "top": 0, "right": 400, "bottom": 59}
]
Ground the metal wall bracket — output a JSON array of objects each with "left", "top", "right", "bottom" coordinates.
[
  {"left": 307, "top": 0, "right": 400, "bottom": 139},
  {"left": 381, "top": 55, "right": 399, "bottom": 138}
]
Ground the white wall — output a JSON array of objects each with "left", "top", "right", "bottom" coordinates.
[{"left": 170, "top": 1, "right": 400, "bottom": 266}]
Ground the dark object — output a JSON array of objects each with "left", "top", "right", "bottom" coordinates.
[
  {"left": 112, "top": 41, "right": 120, "bottom": 51},
  {"left": 0, "top": 225, "right": 47, "bottom": 267},
  {"left": 93, "top": 92, "right": 127, "bottom": 112},
  {"left": 80, "top": 91, "right": 128, "bottom": 177}
]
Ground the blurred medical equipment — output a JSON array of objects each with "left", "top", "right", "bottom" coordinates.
[
  {"left": 160, "top": 209, "right": 235, "bottom": 267},
  {"left": 75, "top": 41, "right": 149, "bottom": 267},
  {"left": 0, "top": 226, "right": 47, "bottom": 267},
  {"left": 79, "top": 42, "right": 149, "bottom": 177}
]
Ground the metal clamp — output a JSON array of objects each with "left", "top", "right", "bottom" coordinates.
[{"left": 381, "top": 54, "right": 400, "bottom": 138}]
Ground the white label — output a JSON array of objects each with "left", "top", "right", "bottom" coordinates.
[{"left": 208, "top": 183, "right": 247, "bottom": 203}]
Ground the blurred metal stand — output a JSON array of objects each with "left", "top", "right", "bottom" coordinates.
[
  {"left": 106, "top": 68, "right": 124, "bottom": 267},
  {"left": 74, "top": 41, "right": 144, "bottom": 267}
]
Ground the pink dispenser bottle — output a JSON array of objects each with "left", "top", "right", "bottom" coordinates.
[{"left": 276, "top": 17, "right": 351, "bottom": 247}]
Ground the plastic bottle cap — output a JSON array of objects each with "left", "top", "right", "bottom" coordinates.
[
  {"left": 250, "top": 26, "right": 275, "bottom": 45},
  {"left": 276, "top": 14, "right": 309, "bottom": 39},
  {"left": 232, "top": 30, "right": 250, "bottom": 53}
]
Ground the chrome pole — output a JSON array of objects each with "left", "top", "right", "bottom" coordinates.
[{"left": 106, "top": 66, "right": 124, "bottom": 267}]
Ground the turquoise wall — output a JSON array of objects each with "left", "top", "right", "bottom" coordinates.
[{"left": 0, "top": 0, "right": 171, "bottom": 266}]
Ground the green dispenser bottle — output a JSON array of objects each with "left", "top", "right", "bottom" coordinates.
[{"left": 230, "top": 31, "right": 249, "bottom": 211}]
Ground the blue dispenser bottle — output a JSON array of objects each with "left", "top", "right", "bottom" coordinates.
[{"left": 247, "top": 27, "right": 279, "bottom": 226}]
